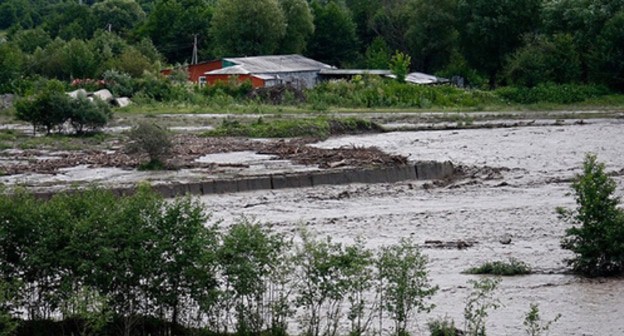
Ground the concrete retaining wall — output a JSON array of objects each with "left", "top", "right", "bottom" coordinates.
[{"left": 34, "top": 161, "right": 455, "bottom": 199}]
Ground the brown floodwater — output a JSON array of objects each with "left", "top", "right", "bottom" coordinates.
[{"left": 200, "top": 120, "right": 624, "bottom": 335}]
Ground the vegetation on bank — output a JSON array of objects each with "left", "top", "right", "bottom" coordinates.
[
  {"left": 204, "top": 117, "right": 383, "bottom": 139},
  {"left": 464, "top": 258, "right": 532, "bottom": 276},
  {"left": 560, "top": 154, "right": 624, "bottom": 277}
]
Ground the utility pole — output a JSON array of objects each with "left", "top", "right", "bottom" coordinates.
[
  {"left": 107, "top": 23, "right": 112, "bottom": 33},
  {"left": 191, "top": 34, "right": 198, "bottom": 65}
]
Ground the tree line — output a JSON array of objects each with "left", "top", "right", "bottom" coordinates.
[{"left": 1, "top": 0, "right": 624, "bottom": 91}]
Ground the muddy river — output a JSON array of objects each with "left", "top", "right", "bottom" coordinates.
[{"left": 200, "top": 120, "right": 624, "bottom": 335}]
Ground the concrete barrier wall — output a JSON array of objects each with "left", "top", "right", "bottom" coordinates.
[{"left": 33, "top": 161, "right": 455, "bottom": 199}]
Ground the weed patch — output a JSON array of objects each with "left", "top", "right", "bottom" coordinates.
[
  {"left": 204, "top": 117, "right": 383, "bottom": 139},
  {"left": 464, "top": 258, "right": 531, "bottom": 276}
]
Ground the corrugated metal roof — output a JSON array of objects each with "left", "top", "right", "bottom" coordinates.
[
  {"left": 205, "top": 65, "right": 250, "bottom": 75},
  {"left": 222, "top": 54, "right": 333, "bottom": 73},
  {"left": 387, "top": 72, "right": 449, "bottom": 85},
  {"left": 319, "top": 69, "right": 392, "bottom": 76}
]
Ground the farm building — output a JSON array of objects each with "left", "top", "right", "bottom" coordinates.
[
  {"left": 160, "top": 60, "right": 222, "bottom": 84},
  {"left": 203, "top": 55, "right": 333, "bottom": 89}
]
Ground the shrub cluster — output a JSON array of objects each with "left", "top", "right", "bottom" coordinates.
[
  {"left": 494, "top": 83, "right": 612, "bottom": 104},
  {"left": 14, "top": 87, "right": 112, "bottom": 135},
  {"left": 0, "top": 187, "right": 437, "bottom": 336},
  {"left": 205, "top": 117, "right": 382, "bottom": 139},
  {"left": 307, "top": 77, "right": 501, "bottom": 109},
  {"left": 464, "top": 258, "right": 531, "bottom": 276},
  {"left": 560, "top": 154, "right": 624, "bottom": 277}
]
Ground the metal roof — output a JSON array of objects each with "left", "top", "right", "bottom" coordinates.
[
  {"left": 205, "top": 65, "right": 250, "bottom": 75},
  {"left": 387, "top": 72, "right": 449, "bottom": 85},
  {"left": 219, "top": 54, "right": 333, "bottom": 74},
  {"left": 319, "top": 69, "right": 392, "bottom": 76}
]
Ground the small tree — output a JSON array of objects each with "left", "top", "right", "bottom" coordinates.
[
  {"left": 560, "top": 154, "right": 624, "bottom": 277},
  {"left": 68, "top": 96, "right": 112, "bottom": 134},
  {"left": 15, "top": 89, "right": 71, "bottom": 135},
  {"left": 126, "top": 122, "right": 172, "bottom": 170},
  {"left": 378, "top": 238, "right": 438, "bottom": 336},
  {"left": 523, "top": 303, "right": 561, "bottom": 336},
  {"left": 463, "top": 277, "right": 501, "bottom": 336},
  {"left": 389, "top": 51, "right": 411, "bottom": 83}
]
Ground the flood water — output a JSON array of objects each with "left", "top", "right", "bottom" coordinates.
[{"left": 200, "top": 120, "right": 624, "bottom": 335}]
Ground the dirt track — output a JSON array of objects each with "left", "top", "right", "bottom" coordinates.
[{"left": 199, "top": 119, "right": 624, "bottom": 335}]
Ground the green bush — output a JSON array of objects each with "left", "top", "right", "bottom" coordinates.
[
  {"left": 495, "top": 83, "right": 611, "bottom": 104},
  {"left": 201, "top": 78, "right": 253, "bottom": 99},
  {"left": 205, "top": 117, "right": 382, "bottom": 139},
  {"left": 68, "top": 96, "right": 112, "bottom": 134},
  {"left": 464, "top": 258, "right": 531, "bottom": 276},
  {"left": 428, "top": 316, "right": 459, "bottom": 336},
  {"left": 307, "top": 77, "right": 500, "bottom": 109},
  {"left": 126, "top": 121, "right": 172, "bottom": 169},
  {"left": 560, "top": 154, "right": 624, "bottom": 277},
  {"left": 15, "top": 88, "right": 71, "bottom": 134},
  {"left": 102, "top": 70, "right": 134, "bottom": 97}
]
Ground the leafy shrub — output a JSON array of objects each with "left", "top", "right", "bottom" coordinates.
[
  {"left": 126, "top": 122, "right": 172, "bottom": 169},
  {"left": 102, "top": 70, "right": 134, "bottom": 97},
  {"left": 464, "top": 258, "right": 531, "bottom": 276},
  {"left": 202, "top": 78, "right": 253, "bottom": 99},
  {"left": 523, "top": 303, "right": 561, "bottom": 336},
  {"left": 428, "top": 316, "right": 460, "bottom": 336},
  {"left": 15, "top": 88, "right": 71, "bottom": 134},
  {"left": 307, "top": 77, "right": 501, "bottom": 109},
  {"left": 464, "top": 277, "right": 501, "bottom": 336},
  {"left": 68, "top": 96, "right": 112, "bottom": 134},
  {"left": 205, "top": 117, "right": 382, "bottom": 139},
  {"left": 560, "top": 154, "right": 624, "bottom": 277},
  {"left": 495, "top": 83, "right": 611, "bottom": 104},
  {"left": 390, "top": 51, "right": 412, "bottom": 83},
  {"left": 378, "top": 238, "right": 438, "bottom": 336}
]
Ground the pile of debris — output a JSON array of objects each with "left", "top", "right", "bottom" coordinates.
[{"left": 0, "top": 134, "right": 408, "bottom": 175}]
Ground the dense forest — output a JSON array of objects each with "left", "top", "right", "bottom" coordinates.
[{"left": 0, "top": 0, "right": 623, "bottom": 92}]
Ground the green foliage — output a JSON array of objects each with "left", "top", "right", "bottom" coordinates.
[
  {"left": 464, "top": 258, "right": 531, "bottom": 276},
  {"left": 294, "top": 232, "right": 375, "bottom": 336},
  {"left": 68, "top": 96, "right": 113, "bottom": 134},
  {"left": 0, "top": 42, "right": 24, "bottom": 93},
  {"left": 378, "top": 238, "right": 438, "bottom": 336},
  {"left": 560, "top": 154, "right": 624, "bottom": 277},
  {"left": 14, "top": 87, "right": 71, "bottom": 134},
  {"left": 389, "top": 51, "right": 411, "bottom": 83},
  {"left": 365, "top": 37, "right": 390, "bottom": 69},
  {"left": 102, "top": 69, "right": 134, "bottom": 97},
  {"left": 219, "top": 219, "right": 288, "bottom": 334},
  {"left": 126, "top": 121, "right": 172, "bottom": 169},
  {"left": 428, "top": 316, "right": 459, "bottom": 336},
  {"left": 139, "top": 0, "right": 213, "bottom": 63},
  {"left": 308, "top": 1, "right": 359, "bottom": 67},
  {"left": 308, "top": 77, "right": 500, "bottom": 109},
  {"left": 464, "top": 277, "right": 501, "bottom": 336},
  {"left": 92, "top": 0, "right": 146, "bottom": 36},
  {"left": 495, "top": 84, "right": 611, "bottom": 105},
  {"left": 504, "top": 34, "right": 582, "bottom": 87},
  {"left": 205, "top": 117, "right": 382, "bottom": 139},
  {"left": 590, "top": 10, "right": 624, "bottom": 90},
  {"left": 406, "top": 0, "right": 458, "bottom": 73},
  {"left": 458, "top": 0, "right": 542, "bottom": 86},
  {"left": 278, "top": 0, "right": 315, "bottom": 54},
  {"left": 211, "top": 0, "right": 286, "bottom": 56},
  {"left": 523, "top": 303, "right": 561, "bottom": 336},
  {"left": 202, "top": 78, "right": 253, "bottom": 99}
]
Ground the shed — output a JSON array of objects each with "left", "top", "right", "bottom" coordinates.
[
  {"left": 160, "top": 60, "right": 222, "bottom": 85},
  {"left": 205, "top": 54, "right": 333, "bottom": 89}
]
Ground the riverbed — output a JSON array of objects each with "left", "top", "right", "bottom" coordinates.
[{"left": 199, "top": 119, "right": 624, "bottom": 335}]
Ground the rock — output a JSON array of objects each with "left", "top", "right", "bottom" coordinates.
[
  {"left": 67, "top": 89, "right": 87, "bottom": 99},
  {"left": 92, "top": 89, "right": 113, "bottom": 102},
  {"left": 499, "top": 234, "right": 512, "bottom": 245},
  {"left": 114, "top": 97, "right": 132, "bottom": 108}
]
